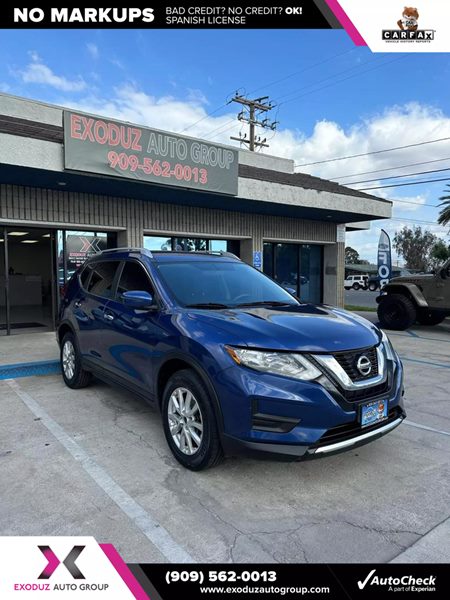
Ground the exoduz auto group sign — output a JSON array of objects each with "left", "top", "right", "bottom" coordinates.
[{"left": 63, "top": 111, "right": 238, "bottom": 195}]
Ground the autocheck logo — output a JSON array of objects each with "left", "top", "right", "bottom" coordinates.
[
  {"left": 382, "top": 6, "right": 434, "bottom": 42},
  {"left": 358, "top": 569, "right": 437, "bottom": 593},
  {"left": 13, "top": 7, "right": 155, "bottom": 24}
]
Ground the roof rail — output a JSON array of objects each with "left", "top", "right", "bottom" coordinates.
[
  {"left": 98, "top": 248, "right": 240, "bottom": 260},
  {"left": 99, "top": 247, "right": 153, "bottom": 257},
  {"left": 150, "top": 250, "right": 240, "bottom": 259}
]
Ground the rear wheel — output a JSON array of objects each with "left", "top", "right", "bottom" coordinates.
[
  {"left": 416, "top": 310, "right": 446, "bottom": 326},
  {"left": 368, "top": 282, "right": 378, "bottom": 291},
  {"left": 352, "top": 282, "right": 360, "bottom": 290},
  {"left": 377, "top": 294, "right": 416, "bottom": 330},
  {"left": 162, "top": 369, "right": 223, "bottom": 471},
  {"left": 61, "top": 332, "right": 92, "bottom": 389}
]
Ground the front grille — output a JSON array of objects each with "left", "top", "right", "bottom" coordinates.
[
  {"left": 314, "top": 406, "right": 404, "bottom": 448},
  {"left": 343, "top": 379, "right": 390, "bottom": 402},
  {"left": 334, "top": 346, "right": 378, "bottom": 381}
]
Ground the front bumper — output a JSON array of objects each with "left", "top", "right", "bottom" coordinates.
[{"left": 216, "top": 357, "right": 405, "bottom": 460}]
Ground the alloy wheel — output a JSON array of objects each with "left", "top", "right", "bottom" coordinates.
[
  {"left": 167, "top": 387, "right": 203, "bottom": 455},
  {"left": 62, "top": 340, "right": 76, "bottom": 380}
]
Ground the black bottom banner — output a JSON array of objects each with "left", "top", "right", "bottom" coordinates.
[{"left": 129, "top": 563, "right": 448, "bottom": 599}]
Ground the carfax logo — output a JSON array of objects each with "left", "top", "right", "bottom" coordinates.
[
  {"left": 357, "top": 569, "right": 437, "bottom": 593},
  {"left": 382, "top": 6, "right": 435, "bottom": 42}
]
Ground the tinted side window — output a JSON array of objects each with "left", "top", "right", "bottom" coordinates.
[
  {"left": 80, "top": 264, "right": 92, "bottom": 289},
  {"left": 117, "top": 261, "right": 154, "bottom": 297},
  {"left": 87, "top": 261, "right": 120, "bottom": 299}
]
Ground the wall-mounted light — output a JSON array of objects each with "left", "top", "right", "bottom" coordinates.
[
  {"left": 21, "top": 240, "right": 39, "bottom": 244},
  {"left": 8, "top": 231, "right": 28, "bottom": 236},
  {"left": 42, "top": 234, "right": 51, "bottom": 238}
]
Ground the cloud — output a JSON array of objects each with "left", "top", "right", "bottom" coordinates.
[
  {"left": 86, "top": 43, "right": 99, "bottom": 60},
  {"left": 47, "top": 83, "right": 450, "bottom": 262},
  {"left": 20, "top": 52, "right": 86, "bottom": 92},
  {"left": 63, "top": 83, "right": 236, "bottom": 138}
]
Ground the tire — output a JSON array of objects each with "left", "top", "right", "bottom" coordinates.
[
  {"left": 352, "top": 282, "right": 360, "bottom": 290},
  {"left": 377, "top": 294, "right": 417, "bottom": 330},
  {"left": 416, "top": 310, "right": 446, "bottom": 326},
  {"left": 162, "top": 369, "right": 223, "bottom": 471},
  {"left": 368, "top": 282, "right": 378, "bottom": 292},
  {"left": 60, "top": 332, "right": 92, "bottom": 389}
]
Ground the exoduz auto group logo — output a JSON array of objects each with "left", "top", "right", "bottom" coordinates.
[
  {"left": 382, "top": 6, "right": 435, "bottom": 42},
  {"left": 0, "top": 536, "right": 142, "bottom": 597},
  {"left": 357, "top": 569, "right": 437, "bottom": 593}
]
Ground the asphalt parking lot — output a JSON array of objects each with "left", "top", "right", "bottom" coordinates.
[{"left": 1, "top": 316, "right": 449, "bottom": 564}]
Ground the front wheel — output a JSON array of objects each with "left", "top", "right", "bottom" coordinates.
[
  {"left": 368, "top": 282, "right": 378, "bottom": 292},
  {"left": 162, "top": 369, "right": 223, "bottom": 471},
  {"left": 377, "top": 294, "right": 416, "bottom": 330},
  {"left": 352, "top": 282, "right": 360, "bottom": 290},
  {"left": 61, "top": 332, "right": 92, "bottom": 389},
  {"left": 416, "top": 310, "right": 446, "bottom": 326}
]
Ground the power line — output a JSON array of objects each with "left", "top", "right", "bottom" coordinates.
[
  {"left": 358, "top": 176, "right": 450, "bottom": 191},
  {"left": 390, "top": 198, "right": 439, "bottom": 208},
  {"left": 347, "top": 166, "right": 450, "bottom": 186},
  {"left": 247, "top": 48, "right": 356, "bottom": 95},
  {"left": 273, "top": 54, "right": 391, "bottom": 105},
  {"left": 282, "top": 55, "right": 406, "bottom": 109},
  {"left": 200, "top": 54, "right": 402, "bottom": 141},
  {"left": 331, "top": 157, "right": 450, "bottom": 181},
  {"left": 295, "top": 135, "right": 450, "bottom": 168},
  {"left": 389, "top": 216, "right": 448, "bottom": 227}
]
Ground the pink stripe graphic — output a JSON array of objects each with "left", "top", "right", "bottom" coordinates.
[
  {"left": 325, "top": 0, "right": 367, "bottom": 46},
  {"left": 100, "top": 543, "right": 149, "bottom": 600}
]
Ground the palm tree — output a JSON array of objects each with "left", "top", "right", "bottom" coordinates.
[{"left": 438, "top": 183, "right": 450, "bottom": 226}]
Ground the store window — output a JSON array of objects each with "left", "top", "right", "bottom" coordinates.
[
  {"left": 143, "top": 236, "right": 172, "bottom": 251},
  {"left": 263, "top": 242, "right": 323, "bottom": 303},
  {"left": 143, "top": 235, "right": 240, "bottom": 256}
]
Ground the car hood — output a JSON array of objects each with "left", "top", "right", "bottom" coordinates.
[{"left": 186, "top": 304, "right": 381, "bottom": 353}]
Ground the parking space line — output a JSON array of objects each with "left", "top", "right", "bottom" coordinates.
[
  {"left": 5, "top": 379, "right": 194, "bottom": 564},
  {"left": 400, "top": 356, "right": 450, "bottom": 369},
  {"left": 404, "top": 420, "right": 450, "bottom": 437}
]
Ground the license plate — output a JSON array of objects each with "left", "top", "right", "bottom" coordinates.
[{"left": 360, "top": 399, "right": 388, "bottom": 428}]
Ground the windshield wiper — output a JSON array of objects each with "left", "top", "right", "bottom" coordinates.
[
  {"left": 234, "top": 300, "right": 296, "bottom": 308},
  {"left": 185, "top": 302, "right": 230, "bottom": 309}
]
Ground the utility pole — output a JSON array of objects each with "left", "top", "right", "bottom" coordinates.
[{"left": 230, "top": 94, "right": 278, "bottom": 151}]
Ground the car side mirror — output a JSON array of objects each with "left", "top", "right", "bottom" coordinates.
[{"left": 121, "top": 290, "right": 156, "bottom": 309}]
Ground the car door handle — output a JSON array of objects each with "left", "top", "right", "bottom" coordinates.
[{"left": 104, "top": 312, "right": 115, "bottom": 321}]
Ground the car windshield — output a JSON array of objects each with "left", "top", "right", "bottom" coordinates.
[{"left": 156, "top": 260, "right": 300, "bottom": 308}]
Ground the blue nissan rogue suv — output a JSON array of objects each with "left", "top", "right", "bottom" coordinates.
[{"left": 58, "top": 248, "right": 405, "bottom": 470}]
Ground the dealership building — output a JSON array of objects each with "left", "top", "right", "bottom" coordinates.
[{"left": 0, "top": 93, "right": 391, "bottom": 335}]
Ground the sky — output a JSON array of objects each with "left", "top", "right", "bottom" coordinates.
[{"left": 1, "top": 28, "right": 450, "bottom": 264}]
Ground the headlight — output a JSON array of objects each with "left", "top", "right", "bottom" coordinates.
[
  {"left": 381, "top": 330, "right": 397, "bottom": 362},
  {"left": 225, "top": 346, "right": 322, "bottom": 381}
]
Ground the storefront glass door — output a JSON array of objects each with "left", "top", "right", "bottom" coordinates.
[{"left": 263, "top": 242, "right": 324, "bottom": 303}]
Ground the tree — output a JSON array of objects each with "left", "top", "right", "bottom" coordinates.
[
  {"left": 345, "top": 246, "right": 360, "bottom": 264},
  {"left": 431, "top": 240, "right": 450, "bottom": 265},
  {"left": 438, "top": 183, "right": 450, "bottom": 228},
  {"left": 393, "top": 226, "right": 438, "bottom": 272}
]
